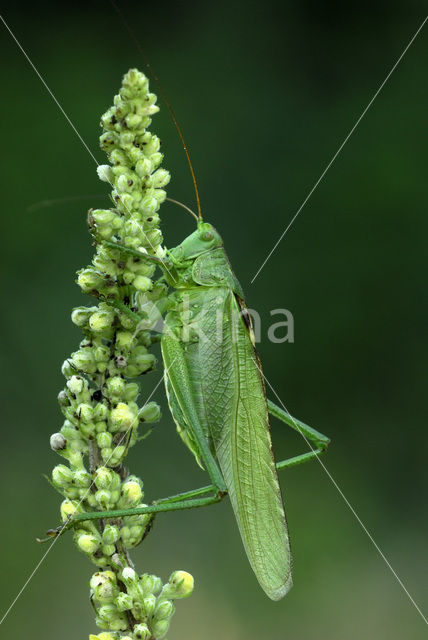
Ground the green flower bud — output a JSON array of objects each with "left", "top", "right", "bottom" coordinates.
[
  {"left": 105, "top": 376, "right": 126, "bottom": 399},
  {"left": 142, "top": 133, "right": 160, "bottom": 155},
  {"left": 90, "top": 571, "right": 117, "bottom": 602},
  {"left": 73, "top": 469, "right": 91, "bottom": 487},
  {"left": 92, "top": 209, "right": 116, "bottom": 225},
  {"left": 119, "top": 479, "right": 142, "bottom": 507},
  {"left": 117, "top": 173, "right": 135, "bottom": 193},
  {"left": 109, "top": 149, "right": 128, "bottom": 165},
  {"left": 151, "top": 575, "right": 163, "bottom": 595},
  {"left": 117, "top": 192, "right": 134, "bottom": 211},
  {"left": 79, "top": 421, "right": 96, "bottom": 439},
  {"left": 94, "top": 345, "right": 110, "bottom": 363},
  {"left": 52, "top": 464, "right": 74, "bottom": 486},
  {"left": 121, "top": 567, "right": 137, "bottom": 585},
  {"left": 119, "top": 130, "right": 134, "bottom": 147},
  {"left": 126, "top": 352, "right": 155, "bottom": 377},
  {"left": 124, "top": 383, "right": 139, "bottom": 401},
  {"left": 61, "top": 359, "right": 76, "bottom": 378},
  {"left": 115, "top": 592, "right": 133, "bottom": 611},
  {"left": 150, "top": 151, "right": 163, "bottom": 170},
  {"left": 139, "top": 573, "right": 155, "bottom": 595},
  {"left": 138, "top": 401, "right": 161, "bottom": 423},
  {"left": 142, "top": 593, "right": 156, "bottom": 618},
  {"left": 102, "top": 544, "right": 116, "bottom": 557},
  {"left": 109, "top": 402, "right": 136, "bottom": 432},
  {"left": 102, "top": 524, "right": 120, "bottom": 545},
  {"left": 94, "top": 467, "right": 120, "bottom": 491},
  {"left": 151, "top": 168, "right": 170, "bottom": 188},
  {"left": 153, "top": 188, "right": 167, "bottom": 204},
  {"left": 89, "top": 309, "right": 115, "bottom": 333},
  {"left": 140, "top": 195, "right": 158, "bottom": 216},
  {"left": 66, "top": 375, "right": 85, "bottom": 397},
  {"left": 95, "top": 489, "right": 113, "bottom": 509},
  {"left": 89, "top": 633, "right": 116, "bottom": 640},
  {"left": 97, "top": 431, "right": 112, "bottom": 449},
  {"left": 93, "top": 253, "right": 118, "bottom": 276},
  {"left": 115, "top": 331, "right": 134, "bottom": 350},
  {"left": 76, "top": 532, "right": 100, "bottom": 554},
  {"left": 94, "top": 402, "right": 109, "bottom": 421},
  {"left": 100, "top": 131, "right": 118, "bottom": 151},
  {"left": 120, "top": 522, "right": 149, "bottom": 548},
  {"left": 60, "top": 421, "right": 79, "bottom": 439},
  {"left": 77, "top": 267, "right": 104, "bottom": 292},
  {"left": 122, "top": 269, "right": 135, "bottom": 285},
  {"left": 132, "top": 624, "right": 151, "bottom": 640},
  {"left": 154, "top": 598, "right": 175, "bottom": 620},
  {"left": 135, "top": 157, "right": 152, "bottom": 178},
  {"left": 50, "top": 432, "right": 67, "bottom": 451},
  {"left": 150, "top": 619, "right": 170, "bottom": 639},
  {"left": 146, "top": 228, "right": 163, "bottom": 247},
  {"left": 133, "top": 275, "right": 152, "bottom": 292},
  {"left": 71, "top": 348, "right": 97, "bottom": 374},
  {"left": 162, "top": 570, "right": 194, "bottom": 599},
  {"left": 108, "top": 619, "right": 128, "bottom": 633},
  {"left": 71, "top": 306, "right": 91, "bottom": 327},
  {"left": 77, "top": 403, "right": 94, "bottom": 423},
  {"left": 95, "top": 421, "right": 107, "bottom": 435},
  {"left": 100, "top": 447, "right": 113, "bottom": 463},
  {"left": 97, "top": 604, "right": 125, "bottom": 625}
]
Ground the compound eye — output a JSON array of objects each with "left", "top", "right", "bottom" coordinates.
[{"left": 201, "top": 231, "right": 214, "bottom": 241}]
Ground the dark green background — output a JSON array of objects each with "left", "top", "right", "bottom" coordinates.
[{"left": 1, "top": 2, "right": 427, "bottom": 638}]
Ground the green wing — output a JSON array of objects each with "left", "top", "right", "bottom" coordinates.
[
  {"left": 201, "top": 289, "right": 292, "bottom": 600},
  {"left": 164, "top": 286, "right": 292, "bottom": 600}
]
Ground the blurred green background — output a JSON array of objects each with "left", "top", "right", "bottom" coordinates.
[{"left": 1, "top": 1, "right": 427, "bottom": 638}]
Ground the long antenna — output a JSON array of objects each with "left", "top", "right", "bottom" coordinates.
[
  {"left": 110, "top": 0, "right": 202, "bottom": 220},
  {"left": 166, "top": 197, "right": 199, "bottom": 222}
]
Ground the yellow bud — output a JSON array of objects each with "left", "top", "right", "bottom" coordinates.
[
  {"left": 77, "top": 533, "right": 100, "bottom": 554},
  {"left": 120, "top": 480, "right": 142, "bottom": 506},
  {"left": 109, "top": 403, "right": 136, "bottom": 431},
  {"left": 115, "top": 331, "right": 134, "bottom": 349},
  {"left": 60, "top": 499, "right": 82, "bottom": 521},
  {"left": 166, "top": 570, "right": 194, "bottom": 598}
]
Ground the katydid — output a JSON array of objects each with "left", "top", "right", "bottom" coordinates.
[{"left": 57, "top": 217, "right": 330, "bottom": 601}]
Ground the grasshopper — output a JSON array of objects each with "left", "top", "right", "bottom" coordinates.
[{"left": 61, "top": 214, "right": 330, "bottom": 601}]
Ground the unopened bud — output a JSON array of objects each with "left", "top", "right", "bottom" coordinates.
[
  {"left": 132, "top": 623, "right": 151, "bottom": 640},
  {"left": 115, "top": 592, "right": 133, "bottom": 611},
  {"left": 76, "top": 532, "right": 100, "bottom": 554},
  {"left": 138, "top": 401, "right": 161, "bottom": 423},
  {"left": 90, "top": 571, "right": 117, "bottom": 602},
  {"left": 162, "top": 570, "right": 194, "bottom": 599},
  {"left": 50, "top": 433, "right": 67, "bottom": 451},
  {"left": 52, "top": 464, "right": 73, "bottom": 486},
  {"left": 154, "top": 598, "right": 175, "bottom": 620},
  {"left": 96, "top": 165, "right": 113, "bottom": 183}
]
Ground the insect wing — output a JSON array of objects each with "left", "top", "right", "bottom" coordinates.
[{"left": 195, "top": 288, "right": 292, "bottom": 600}]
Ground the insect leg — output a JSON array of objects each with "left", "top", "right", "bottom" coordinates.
[
  {"left": 46, "top": 492, "right": 224, "bottom": 538},
  {"left": 276, "top": 449, "right": 326, "bottom": 471},
  {"left": 267, "top": 399, "right": 330, "bottom": 451}
]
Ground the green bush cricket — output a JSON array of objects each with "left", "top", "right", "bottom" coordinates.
[{"left": 55, "top": 202, "right": 330, "bottom": 600}]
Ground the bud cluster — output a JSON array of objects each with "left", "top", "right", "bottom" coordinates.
[
  {"left": 88, "top": 568, "right": 193, "bottom": 639},
  {"left": 48, "top": 69, "right": 193, "bottom": 639}
]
